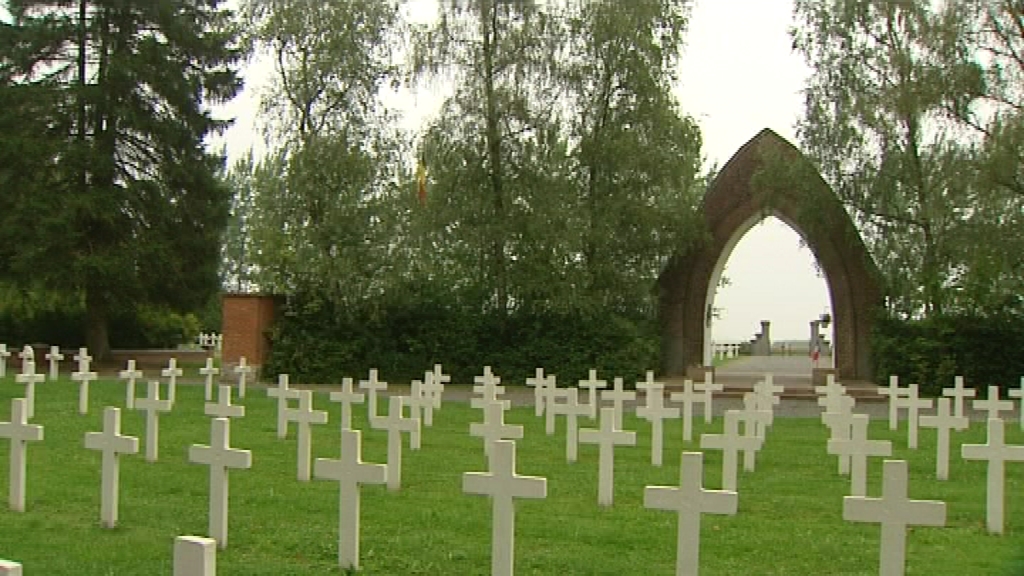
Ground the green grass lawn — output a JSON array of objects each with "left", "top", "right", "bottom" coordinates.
[{"left": 0, "top": 377, "right": 1022, "bottom": 575}]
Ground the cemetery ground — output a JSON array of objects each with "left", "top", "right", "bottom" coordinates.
[{"left": 1, "top": 376, "right": 1023, "bottom": 575}]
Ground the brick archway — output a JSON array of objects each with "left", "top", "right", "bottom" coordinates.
[{"left": 658, "top": 129, "right": 882, "bottom": 382}]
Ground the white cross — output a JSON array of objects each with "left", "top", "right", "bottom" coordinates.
[
  {"left": 669, "top": 379, "right": 703, "bottom": 442},
  {"left": 525, "top": 367, "right": 555, "bottom": 419},
  {"left": 579, "top": 406, "right": 636, "bottom": 506},
  {"left": 577, "top": 369, "right": 608, "bottom": 419},
  {"left": 329, "top": 377, "right": 364, "bottom": 430},
  {"left": 359, "top": 369, "right": 388, "bottom": 421},
  {"left": 314, "top": 428, "right": 387, "bottom": 570},
  {"left": 0, "top": 343, "right": 9, "bottom": 378},
  {"left": 188, "top": 417, "right": 252, "bottom": 549},
  {"left": 44, "top": 346, "right": 63, "bottom": 381},
  {"left": 0, "top": 398, "right": 43, "bottom": 512},
  {"left": 471, "top": 401, "right": 524, "bottom": 462},
  {"left": 71, "top": 348, "right": 97, "bottom": 415},
  {"left": 942, "top": 375, "right": 976, "bottom": 419},
  {"left": 601, "top": 377, "right": 636, "bottom": 429},
  {"left": 751, "top": 377, "right": 781, "bottom": 439},
  {"left": 545, "top": 387, "right": 567, "bottom": 436},
  {"left": 370, "top": 395, "right": 420, "bottom": 491},
  {"left": 407, "top": 378, "right": 435, "bottom": 427},
  {"left": 919, "top": 397, "right": 967, "bottom": 480},
  {"left": 14, "top": 361, "right": 44, "bottom": 420},
  {"left": 232, "top": 357, "right": 252, "bottom": 399},
  {"left": 200, "top": 358, "right": 220, "bottom": 402},
  {"left": 472, "top": 366, "right": 510, "bottom": 411},
  {"left": 700, "top": 409, "right": 763, "bottom": 491},
  {"left": 694, "top": 371, "right": 722, "bottom": 423},
  {"left": 0, "top": 559, "right": 21, "bottom": 575},
  {"left": 135, "top": 380, "right": 173, "bottom": 462},
  {"left": 828, "top": 414, "right": 892, "bottom": 496},
  {"left": 972, "top": 385, "right": 1013, "bottom": 421},
  {"left": 118, "top": 360, "right": 143, "bottom": 410},
  {"left": 822, "top": 395, "right": 857, "bottom": 475},
  {"left": 635, "top": 374, "right": 679, "bottom": 467},
  {"left": 173, "top": 536, "right": 216, "bottom": 576},
  {"left": 284, "top": 389, "right": 328, "bottom": 482},
  {"left": 738, "top": 392, "right": 772, "bottom": 472},
  {"left": 428, "top": 364, "right": 450, "bottom": 408},
  {"left": 18, "top": 346, "right": 33, "bottom": 370},
  {"left": 843, "top": 459, "right": 946, "bottom": 576},
  {"left": 267, "top": 373, "right": 300, "bottom": 439},
  {"left": 463, "top": 439, "right": 546, "bottom": 576},
  {"left": 84, "top": 407, "right": 140, "bottom": 528},
  {"left": 550, "top": 387, "right": 589, "bottom": 462},
  {"left": 878, "top": 375, "right": 908, "bottom": 430},
  {"left": 961, "top": 418, "right": 1024, "bottom": 534},
  {"left": 896, "top": 384, "right": 931, "bottom": 449},
  {"left": 1009, "top": 377, "right": 1024, "bottom": 430},
  {"left": 161, "top": 357, "right": 183, "bottom": 404},
  {"left": 205, "top": 385, "right": 244, "bottom": 420},
  {"left": 644, "top": 451, "right": 738, "bottom": 576},
  {"left": 816, "top": 375, "right": 847, "bottom": 414}
]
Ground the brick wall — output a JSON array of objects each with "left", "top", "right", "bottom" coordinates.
[{"left": 221, "top": 294, "right": 281, "bottom": 375}]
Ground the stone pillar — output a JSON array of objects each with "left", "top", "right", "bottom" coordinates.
[{"left": 221, "top": 294, "right": 282, "bottom": 376}]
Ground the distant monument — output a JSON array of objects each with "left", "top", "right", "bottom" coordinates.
[{"left": 749, "top": 321, "right": 772, "bottom": 356}]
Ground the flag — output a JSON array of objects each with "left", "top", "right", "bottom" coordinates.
[{"left": 416, "top": 162, "right": 427, "bottom": 206}]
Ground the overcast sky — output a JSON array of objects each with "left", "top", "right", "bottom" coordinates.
[{"left": 214, "top": 0, "right": 832, "bottom": 343}]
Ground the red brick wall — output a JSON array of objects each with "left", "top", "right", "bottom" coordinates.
[{"left": 221, "top": 294, "right": 281, "bottom": 370}]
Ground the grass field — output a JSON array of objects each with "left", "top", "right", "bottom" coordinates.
[{"left": 0, "top": 376, "right": 1022, "bottom": 575}]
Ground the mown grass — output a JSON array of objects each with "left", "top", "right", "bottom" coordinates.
[{"left": 0, "top": 376, "right": 1021, "bottom": 575}]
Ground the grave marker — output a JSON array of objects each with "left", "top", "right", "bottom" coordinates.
[
  {"left": 0, "top": 560, "right": 20, "bottom": 575},
  {"left": 71, "top": 348, "right": 97, "bottom": 415},
  {"left": 84, "top": 407, "right": 139, "bottom": 528},
  {"left": 463, "top": 439, "right": 546, "bottom": 576},
  {"left": 601, "top": 377, "right": 635, "bottom": 429},
  {"left": 232, "top": 357, "right": 252, "bottom": 399},
  {"left": 329, "top": 377, "right": 364, "bottom": 430},
  {"left": 738, "top": 392, "right": 772, "bottom": 472},
  {"left": 1010, "top": 377, "right": 1024, "bottom": 430},
  {"left": 284, "top": 389, "right": 329, "bottom": 482},
  {"left": 44, "top": 345, "right": 63, "bottom": 381},
  {"left": 577, "top": 369, "right": 608, "bottom": 420},
  {"left": 371, "top": 395, "right": 419, "bottom": 491},
  {"left": 961, "top": 418, "right": 1024, "bottom": 534},
  {"left": 942, "top": 376, "right": 976, "bottom": 419},
  {"left": 550, "top": 387, "right": 589, "bottom": 462},
  {"left": 135, "top": 380, "right": 173, "bottom": 462},
  {"left": 644, "top": 451, "right": 738, "bottom": 576},
  {"left": 669, "top": 379, "right": 702, "bottom": 442},
  {"left": 694, "top": 371, "right": 722, "bottom": 424},
  {"left": 896, "top": 384, "right": 932, "bottom": 449},
  {"left": 189, "top": 417, "right": 252, "bottom": 549},
  {"left": 472, "top": 366, "right": 510, "bottom": 411},
  {"left": 579, "top": 407, "right": 636, "bottom": 506},
  {"left": 359, "top": 369, "right": 387, "bottom": 421},
  {"left": 314, "top": 428, "right": 387, "bottom": 570},
  {"left": 14, "top": 361, "right": 44, "bottom": 420},
  {"left": 545, "top": 388, "right": 567, "bottom": 436},
  {"left": 827, "top": 414, "right": 891, "bottom": 496},
  {"left": 427, "top": 364, "right": 450, "bottom": 409},
  {"left": 161, "top": 357, "right": 183, "bottom": 404},
  {"left": 18, "top": 345, "right": 33, "bottom": 370},
  {"left": 635, "top": 374, "right": 679, "bottom": 467},
  {"left": 919, "top": 397, "right": 967, "bottom": 480},
  {"left": 972, "top": 386, "right": 1013, "bottom": 421},
  {"left": 118, "top": 360, "right": 143, "bottom": 410},
  {"left": 700, "top": 410, "right": 762, "bottom": 491},
  {"left": 525, "top": 367, "right": 555, "bottom": 418},
  {"left": 822, "top": 395, "right": 857, "bottom": 475},
  {"left": 471, "top": 401, "right": 524, "bottom": 461},
  {"left": 408, "top": 378, "right": 435, "bottom": 427},
  {"left": 173, "top": 536, "right": 217, "bottom": 576},
  {"left": 199, "top": 358, "right": 219, "bottom": 402},
  {"left": 205, "top": 385, "right": 244, "bottom": 420},
  {"left": 0, "top": 398, "right": 43, "bottom": 512},
  {"left": 843, "top": 459, "right": 946, "bottom": 576},
  {"left": 878, "top": 375, "right": 908, "bottom": 430},
  {"left": 0, "top": 344, "right": 9, "bottom": 378},
  {"left": 267, "top": 374, "right": 300, "bottom": 439}
]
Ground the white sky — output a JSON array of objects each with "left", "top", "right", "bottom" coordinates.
[{"left": 213, "top": 0, "right": 832, "bottom": 343}]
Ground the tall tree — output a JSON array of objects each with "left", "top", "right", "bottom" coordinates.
[{"left": 0, "top": 1, "right": 243, "bottom": 357}]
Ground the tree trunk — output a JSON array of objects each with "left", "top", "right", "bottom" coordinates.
[{"left": 85, "top": 289, "right": 111, "bottom": 360}]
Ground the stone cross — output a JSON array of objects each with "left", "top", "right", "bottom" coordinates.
[
  {"left": 0, "top": 398, "right": 43, "bottom": 512},
  {"left": 173, "top": 536, "right": 217, "bottom": 576},
  {"left": 14, "top": 361, "right": 44, "bottom": 420},
  {"left": 972, "top": 385, "right": 1013, "bottom": 421},
  {"left": 135, "top": 380, "right": 173, "bottom": 462},
  {"left": 700, "top": 409, "right": 762, "bottom": 491},
  {"left": 314, "top": 428, "right": 387, "bottom": 570},
  {"left": 577, "top": 369, "right": 608, "bottom": 419},
  {"left": 427, "top": 364, "right": 450, "bottom": 409},
  {"left": 816, "top": 376, "right": 847, "bottom": 414},
  {"left": 407, "top": 378, "right": 435, "bottom": 427},
  {"left": 199, "top": 357, "right": 219, "bottom": 402},
  {"left": 359, "top": 368, "right": 388, "bottom": 421},
  {"left": 961, "top": 418, "right": 1024, "bottom": 534},
  {"left": 942, "top": 375, "right": 976, "bottom": 419},
  {"left": 188, "top": 417, "right": 252, "bottom": 549},
  {"left": 71, "top": 348, "right": 98, "bottom": 415},
  {"left": 669, "top": 379, "right": 702, "bottom": 442},
  {"left": 579, "top": 407, "right": 636, "bottom": 506},
  {"left": 738, "top": 392, "right": 772, "bottom": 472},
  {"left": 232, "top": 357, "right": 252, "bottom": 399},
  {"left": 118, "top": 360, "right": 143, "bottom": 410},
  {"left": 471, "top": 401, "right": 524, "bottom": 462},
  {"left": 205, "top": 385, "right": 244, "bottom": 420},
  {"left": 371, "top": 395, "right": 420, "bottom": 491},
  {"left": 267, "top": 373, "right": 301, "bottom": 439},
  {"left": 1010, "top": 377, "right": 1024, "bottom": 430},
  {"left": 551, "top": 387, "right": 589, "bottom": 462},
  {"left": 472, "top": 366, "right": 510, "bottom": 411},
  {"left": 0, "top": 343, "right": 9, "bottom": 378},
  {"left": 878, "top": 375, "right": 909, "bottom": 430},
  {"left": 44, "top": 345, "right": 63, "bottom": 381},
  {"left": 843, "top": 459, "right": 946, "bottom": 576},
  {"left": 84, "top": 407, "right": 140, "bottom": 528},
  {"left": 18, "top": 345, "right": 33, "bottom": 370},
  {"left": 162, "top": 357, "right": 183, "bottom": 404},
  {"left": 0, "top": 559, "right": 22, "bottom": 575},
  {"left": 329, "top": 377, "right": 364, "bottom": 430},
  {"left": 463, "top": 439, "right": 547, "bottom": 576},
  {"left": 828, "top": 414, "right": 892, "bottom": 497},
  {"left": 821, "top": 395, "right": 857, "bottom": 475},
  {"left": 284, "top": 389, "right": 329, "bottom": 482},
  {"left": 545, "top": 388, "right": 568, "bottom": 436},
  {"left": 635, "top": 375, "right": 679, "bottom": 467},
  {"left": 601, "top": 377, "right": 636, "bottom": 429},
  {"left": 919, "top": 397, "right": 968, "bottom": 480},
  {"left": 694, "top": 371, "right": 722, "bottom": 424},
  {"left": 525, "top": 367, "right": 555, "bottom": 419},
  {"left": 644, "top": 451, "right": 738, "bottom": 576},
  {"left": 897, "top": 384, "right": 931, "bottom": 449}
]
